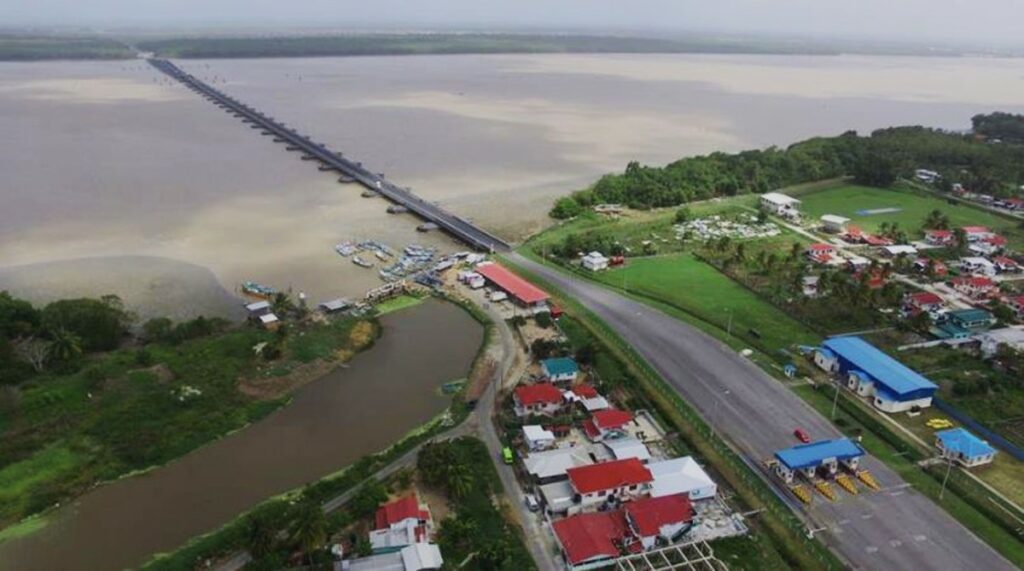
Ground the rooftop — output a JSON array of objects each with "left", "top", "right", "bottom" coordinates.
[
  {"left": 936, "top": 428, "right": 997, "bottom": 458},
  {"left": 375, "top": 494, "right": 428, "bottom": 530},
  {"left": 761, "top": 192, "right": 800, "bottom": 206},
  {"left": 514, "top": 382, "right": 563, "bottom": 407},
  {"left": 592, "top": 408, "right": 635, "bottom": 430},
  {"left": 647, "top": 457, "right": 716, "bottom": 499},
  {"left": 475, "top": 262, "right": 549, "bottom": 304},
  {"left": 567, "top": 458, "right": 653, "bottom": 494},
  {"left": 552, "top": 511, "right": 630, "bottom": 565},
  {"left": 822, "top": 336, "right": 937, "bottom": 396},
  {"left": 624, "top": 494, "right": 693, "bottom": 537},
  {"left": 524, "top": 447, "right": 597, "bottom": 480},
  {"left": 962, "top": 226, "right": 992, "bottom": 233},
  {"left": 523, "top": 425, "right": 555, "bottom": 442},
  {"left": 603, "top": 437, "right": 651, "bottom": 462},
  {"left": 541, "top": 357, "right": 579, "bottom": 377},
  {"left": 775, "top": 438, "right": 865, "bottom": 471}
]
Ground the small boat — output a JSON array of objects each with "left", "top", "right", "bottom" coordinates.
[
  {"left": 387, "top": 205, "right": 409, "bottom": 214},
  {"left": 241, "top": 281, "right": 276, "bottom": 299},
  {"left": 417, "top": 223, "right": 439, "bottom": 232},
  {"left": 352, "top": 256, "right": 374, "bottom": 268},
  {"left": 335, "top": 242, "right": 357, "bottom": 257},
  {"left": 361, "top": 190, "right": 377, "bottom": 198},
  {"left": 374, "top": 250, "right": 389, "bottom": 262}
]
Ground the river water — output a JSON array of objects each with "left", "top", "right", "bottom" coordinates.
[
  {"left": 0, "top": 300, "right": 482, "bottom": 571},
  {"left": 3, "top": 54, "right": 1024, "bottom": 312}
]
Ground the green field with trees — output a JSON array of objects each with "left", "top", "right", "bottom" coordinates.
[
  {"left": 551, "top": 117, "right": 1024, "bottom": 217},
  {"left": 0, "top": 35, "right": 133, "bottom": 60},
  {"left": 0, "top": 290, "right": 376, "bottom": 528}
]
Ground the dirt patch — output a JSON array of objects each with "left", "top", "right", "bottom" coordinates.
[
  {"left": 349, "top": 321, "right": 376, "bottom": 348},
  {"left": 415, "top": 482, "right": 451, "bottom": 523},
  {"left": 131, "top": 363, "right": 175, "bottom": 384}
]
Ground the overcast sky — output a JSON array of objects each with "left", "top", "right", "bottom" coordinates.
[{"left": 4, "top": 0, "right": 1024, "bottom": 45}]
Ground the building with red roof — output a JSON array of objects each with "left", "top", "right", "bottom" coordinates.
[
  {"left": 843, "top": 225, "right": 864, "bottom": 243},
  {"left": 567, "top": 458, "right": 653, "bottom": 509},
  {"left": 913, "top": 258, "right": 948, "bottom": 277},
  {"left": 552, "top": 510, "right": 631, "bottom": 568},
  {"left": 623, "top": 494, "right": 694, "bottom": 550},
  {"left": 474, "top": 262, "right": 549, "bottom": 308},
  {"left": 951, "top": 276, "right": 998, "bottom": 299},
  {"left": 513, "top": 382, "right": 564, "bottom": 417},
  {"left": 370, "top": 494, "right": 433, "bottom": 550},
  {"left": 1006, "top": 295, "right": 1024, "bottom": 319},
  {"left": 969, "top": 235, "right": 1008, "bottom": 255},
  {"left": 903, "top": 291, "right": 945, "bottom": 315},
  {"left": 805, "top": 244, "right": 836, "bottom": 264},
  {"left": 863, "top": 234, "right": 894, "bottom": 247},
  {"left": 571, "top": 383, "right": 599, "bottom": 399},
  {"left": 925, "top": 229, "right": 955, "bottom": 246},
  {"left": 994, "top": 256, "right": 1020, "bottom": 273},
  {"left": 961, "top": 226, "right": 994, "bottom": 242},
  {"left": 582, "top": 408, "right": 635, "bottom": 441}
]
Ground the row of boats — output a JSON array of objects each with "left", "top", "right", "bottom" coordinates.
[{"left": 334, "top": 240, "right": 438, "bottom": 281}]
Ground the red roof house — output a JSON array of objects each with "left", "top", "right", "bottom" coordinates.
[
  {"left": 552, "top": 511, "right": 630, "bottom": 567},
  {"left": 571, "top": 383, "right": 600, "bottom": 399},
  {"left": 925, "top": 229, "right": 955, "bottom": 246},
  {"left": 513, "top": 382, "right": 564, "bottom": 416},
  {"left": 843, "top": 225, "right": 864, "bottom": 242},
  {"left": 863, "top": 234, "right": 894, "bottom": 247},
  {"left": 951, "top": 276, "right": 998, "bottom": 299},
  {"left": 567, "top": 458, "right": 654, "bottom": 498},
  {"left": 475, "top": 262, "right": 549, "bottom": 305},
  {"left": 375, "top": 494, "right": 431, "bottom": 530},
  {"left": 582, "top": 408, "right": 635, "bottom": 440},
  {"left": 914, "top": 258, "right": 948, "bottom": 276},
  {"left": 962, "top": 226, "right": 994, "bottom": 241},
  {"left": 904, "top": 291, "right": 944, "bottom": 314},
  {"left": 623, "top": 494, "right": 693, "bottom": 549},
  {"left": 1006, "top": 295, "right": 1024, "bottom": 318}
]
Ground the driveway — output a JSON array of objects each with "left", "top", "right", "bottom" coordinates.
[{"left": 510, "top": 253, "right": 1014, "bottom": 571}]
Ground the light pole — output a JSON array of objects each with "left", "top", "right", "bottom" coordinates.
[
  {"left": 831, "top": 378, "right": 841, "bottom": 419},
  {"left": 939, "top": 456, "right": 954, "bottom": 500}
]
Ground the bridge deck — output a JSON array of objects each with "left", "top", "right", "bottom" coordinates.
[{"left": 148, "top": 58, "right": 510, "bottom": 252}]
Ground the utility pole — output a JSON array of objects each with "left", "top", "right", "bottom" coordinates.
[
  {"left": 939, "top": 456, "right": 954, "bottom": 500},
  {"left": 831, "top": 379, "right": 841, "bottom": 419}
]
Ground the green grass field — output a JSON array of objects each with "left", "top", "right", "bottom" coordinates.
[
  {"left": 591, "top": 254, "right": 819, "bottom": 353},
  {"left": 799, "top": 185, "right": 1024, "bottom": 246}
]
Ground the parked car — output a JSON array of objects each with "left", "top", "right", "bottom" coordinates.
[
  {"left": 524, "top": 494, "right": 540, "bottom": 512},
  {"left": 502, "top": 446, "right": 514, "bottom": 464},
  {"left": 794, "top": 428, "right": 811, "bottom": 443}
]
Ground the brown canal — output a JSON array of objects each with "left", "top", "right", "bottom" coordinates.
[{"left": 0, "top": 300, "right": 482, "bottom": 571}]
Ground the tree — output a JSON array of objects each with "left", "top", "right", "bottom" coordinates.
[
  {"left": 550, "top": 197, "right": 583, "bottom": 219},
  {"left": 953, "top": 227, "right": 969, "bottom": 255},
  {"left": 246, "top": 511, "right": 279, "bottom": 559},
  {"left": 290, "top": 502, "right": 327, "bottom": 565},
  {"left": 446, "top": 463, "right": 475, "bottom": 500},
  {"left": 0, "top": 291, "right": 39, "bottom": 339},
  {"left": 48, "top": 328, "right": 83, "bottom": 363},
  {"left": 350, "top": 480, "right": 387, "bottom": 518},
  {"left": 574, "top": 343, "right": 597, "bottom": 366},
  {"left": 674, "top": 207, "right": 693, "bottom": 224},
  {"left": 271, "top": 292, "right": 296, "bottom": 317},
  {"left": 13, "top": 337, "right": 50, "bottom": 372},
  {"left": 143, "top": 317, "right": 173, "bottom": 342},
  {"left": 41, "top": 297, "right": 130, "bottom": 352},
  {"left": 922, "top": 209, "right": 950, "bottom": 231},
  {"left": 852, "top": 148, "right": 898, "bottom": 187}
]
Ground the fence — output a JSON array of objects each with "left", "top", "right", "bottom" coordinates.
[{"left": 933, "top": 397, "right": 1024, "bottom": 462}]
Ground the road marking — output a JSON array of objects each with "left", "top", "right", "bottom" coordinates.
[
  {"left": 914, "top": 535, "right": 927, "bottom": 542},
  {"left": 865, "top": 546, "right": 879, "bottom": 554},
  {"left": 890, "top": 540, "right": 903, "bottom": 548},
  {"left": 889, "top": 490, "right": 904, "bottom": 497},
  {"left": 838, "top": 518, "right": 850, "bottom": 525},
  {"left": 861, "top": 514, "right": 874, "bottom": 520}
]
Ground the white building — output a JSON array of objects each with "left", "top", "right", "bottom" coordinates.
[
  {"left": 977, "top": 327, "right": 1024, "bottom": 358},
  {"left": 581, "top": 251, "right": 610, "bottom": 272},
  {"left": 960, "top": 257, "right": 997, "bottom": 277},
  {"left": 759, "top": 192, "right": 801, "bottom": 219},
  {"left": 603, "top": 437, "right": 652, "bottom": 462},
  {"left": 524, "top": 447, "right": 599, "bottom": 483},
  {"left": 646, "top": 457, "right": 717, "bottom": 501},
  {"left": 881, "top": 244, "right": 918, "bottom": 257},
  {"left": 820, "top": 214, "right": 850, "bottom": 233},
  {"left": 523, "top": 425, "right": 557, "bottom": 452}
]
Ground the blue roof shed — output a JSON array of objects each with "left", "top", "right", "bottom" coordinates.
[
  {"left": 822, "top": 336, "right": 937, "bottom": 399},
  {"left": 936, "top": 428, "right": 996, "bottom": 459},
  {"left": 775, "top": 438, "right": 865, "bottom": 471},
  {"left": 541, "top": 357, "right": 578, "bottom": 378}
]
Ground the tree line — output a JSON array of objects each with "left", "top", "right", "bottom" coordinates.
[{"left": 552, "top": 118, "right": 1024, "bottom": 217}]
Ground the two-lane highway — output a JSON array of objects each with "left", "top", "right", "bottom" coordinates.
[
  {"left": 148, "top": 58, "right": 510, "bottom": 253},
  {"left": 510, "top": 253, "right": 1014, "bottom": 571}
]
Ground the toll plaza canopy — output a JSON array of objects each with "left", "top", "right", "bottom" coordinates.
[
  {"left": 475, "top": 262, "right": 549, "bottom": 305},
  {"left": 775, "top": 438, "right": 864, "bottom": 471}
]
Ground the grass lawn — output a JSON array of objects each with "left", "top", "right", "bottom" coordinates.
[
  {"left": 591, "top": 254, "right": 819, "bottom": 353},
  {"left": 373, "top": 294, "right": 425, "bottom": 315},
  {"left": 799, "top": 185, "right": 1024, "bottom": 246}
]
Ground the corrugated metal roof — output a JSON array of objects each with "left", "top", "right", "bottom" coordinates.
[
  {"left": 937, "top": 428, "right": 996, "bottom": 458},
  {"left": 823, "top": 336, "right": 937, "bottom": 396},
  {"left": 475, "top": 262, "right": 549, "bottom": 304},
  {"left": 775, "top": 438, "right": 864, "bottom": 470}
]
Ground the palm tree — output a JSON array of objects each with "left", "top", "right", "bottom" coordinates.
[
  {"left": 290, "top": 503, "right": 327, "bottom": 566},
  {"left": 271, "top": 292, "right": 296, "bottom": 316},
  {"left": 788, "top": 242, "right": 803, "bottom": 262},
  {"left": 246, "top": 512, "right": 278, "bottom": 559},
  {"left": 48, "top": 328, "right": 82, "bottom": 363},
  {"left": 446, "top": 463, "right": 475, "bottom": 500}
]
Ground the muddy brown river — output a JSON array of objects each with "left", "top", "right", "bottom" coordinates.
[{"left": 0, "top": 300, "right": 482, "bottom": 571}]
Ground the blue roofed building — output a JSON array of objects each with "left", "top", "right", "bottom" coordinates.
[
  {"left": 935, "top": 428, "right": 997, "bottom": 468},
  {"left": 772, "top": 438, "right": 865, "bottom": 484},
  {"left": 815, "top": 336, "right": 938, "bottom": 413},
  {"left": 541, "top": 357, "right": 579, "bottom": 383}
]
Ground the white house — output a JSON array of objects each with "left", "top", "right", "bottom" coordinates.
[
  {"left": 603, "top": 437, "right": 652, "bottom": 462},
  {"left": 759, "top": 192, "right": 801, "bottom": 219},
  {"left": 523, "top": 425, "right": 557, "bottom": 452},
  {"left": 820, "top": 214, "right": 850, "bottom": 233},
  {"left": 566, "top": 458, "right": 653, "bottom": 512},
  {"left": 646, "top": 457, "right": 718, "bottom": 501},
  {"left": 581, "top": 251, "right": 610, "bottom": 272},
  {"left": 513, "top": 382, "right": 564, "bottom": 417},
  {"left": 915, "top": 169, "right": 940, "bottom": 183},
  {"left": 369, "top": 494, "right": 434, "bottom": 551},
  {"left": 936, "top": 428, "right": 997, "bottom": 468},
  {"left": 881, "top": 244, "right": 918, "bottom": 258},
  {"left": 524, "top": 447, "right": 597, "bottom": 484},
  {"left": 977, "top": 327, "right": 1024, "bottom": 358},
  {"left": 959, "top": 257, "right": 997, "bottom": 277}
]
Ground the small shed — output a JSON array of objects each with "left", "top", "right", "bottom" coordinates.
[
  {"left": 820, "top": 214, "right": 850, "bottom": 233},
  {"left": 541, "top": 357, "right": 579, "bottom": 383},
  {"left": 258, "top": 313, "right": 280, "bottom": 329},
  {"left": 245, "top": 300, "right": 272, "bottom": 316},
  {"left": 935, "top": 428, "right": 997, "bottom": 468},
  {"left": 523, "top": 425, "right": 557, "bottom": 452},
  {"left": 318, "top": 298, "right": 351, "bottom": 313}
]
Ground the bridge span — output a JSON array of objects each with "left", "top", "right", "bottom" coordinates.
[{"left": 148, "top": 58, "right": 510, "bottom": 252}]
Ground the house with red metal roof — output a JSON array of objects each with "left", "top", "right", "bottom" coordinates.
[
  {"left": 1007, "top": 295, "right": 1024, "bottom": 319},
  {"left": 961, "top": 226, "right": 995, "bottom": 242},
  {"left": 913, "top": 257, "right": 948, "bottom": 277},
  {"left": 474, "top": 262, "right": 549, "bottom": 310},
  {"left": 582, "top": 408, "right": 635, "bottom": 441},
  {"left": 969, "top": 235, "right": 1008, "bottom": 256},
  {"left": 903, "top": 291, "right": 945, "bottom": 315},
  {"left": 925, "top": 229, "right": 955, "bottom": 246},
  {"left": 513, "top": 382, "right": 564, "bottom": 417},
  {"left": 552, "top": 510, "right": 631, "bottom": 569},
  {"left": 951, "top": 276, "right": 998, "bottom": 299},
  {"left": 623, "top": 494, "right": 694, "bottom": 550},
  {"left": 994, "top": 256, "right": 1020, "bottom": 273},
  {"left": 805, "top": 243, "right": 836, "bottom": 264},
  {"left": 567, "top": 458, "right": 653, "bottom": 510},
  {"left": 369, "top": 494, "right": 434, "bottom": 551}
]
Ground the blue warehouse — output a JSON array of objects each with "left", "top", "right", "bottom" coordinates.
[{"left": 814, "top": 336, "right": 937, "bottom": 413}]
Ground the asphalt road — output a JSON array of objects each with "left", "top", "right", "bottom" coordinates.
[{"left": 511, "top": 253, "right": 1015, "bottom": 571}]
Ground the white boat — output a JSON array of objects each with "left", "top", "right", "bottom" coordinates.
[
  {"left": 335, "top": 242, "right": 357, "bottom": 257},
  {"left": 352, "top": 256, "right": 374, "bottom": 268}
]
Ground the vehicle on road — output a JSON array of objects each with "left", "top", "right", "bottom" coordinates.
[
  {"left": 794, "top": 427, "right": 811, "bottom": 443},
  {"left": 502, "top": 446, "right": 514, "bottom": 464},
  {"left": 524, "top": 493, "right": 540, "bottom": 512}
]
